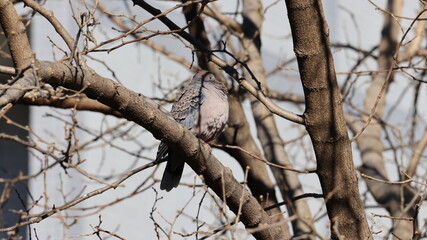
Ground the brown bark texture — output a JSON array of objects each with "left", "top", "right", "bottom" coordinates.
[
  {"left": 241, "top": 0, "right": 315, "bottom": 238},
  {"left": 0, "top": 1, "right": 284, "bottom": 238},
  {"left": 352, "top": 1, "right": 417, "bottom": 238},
  {"left": 0, "top": 0, "right": 35, "bottom": 107},
  {"left": 35, "top": 60, "right": 284, "bottom": 240},
  {"left": 284, "top": 0, "right": 372, "bottom": 239},
  {"left": 182, "top": 1, "right": 290, "bottom": 237}
]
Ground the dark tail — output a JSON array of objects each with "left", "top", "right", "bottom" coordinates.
[{"left": 160, "top": 155, "right": 185, "bottom": 191}]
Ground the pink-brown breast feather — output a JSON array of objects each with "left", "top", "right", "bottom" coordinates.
[{"left": 192, "top": 82, "right": 228, "bottom": 142}]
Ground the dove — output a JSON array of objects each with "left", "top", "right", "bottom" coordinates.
[{"left": 156, "top": 70, "right": 229, "bottom": 191}]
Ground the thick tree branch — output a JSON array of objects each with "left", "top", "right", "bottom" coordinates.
[
  {"left": 0, "top": 65, "right": 15, "bottom": 75},
  {"left": 34, "top": 60, "right": 283, "bottom": 240},
  {"left": 203, "top": 5, "right": 242, "bottom": 34},
  {"left": 217, "top": 92, "right": 291, "bottom": 237},
  {"left": 19, "top": 94, "right": 122, "bottom": 117},
  {"left": 0, "top": 0, "right": 35, "bottom": 107},
  {"left": 353, "top": 1, "right": 418, "bottom": 238},
  {"left": 0, "top": 0, "right": 33, "bottom": 69},
  {"left": 0, "top": 74, "right": 35, "bottom": 107},
  {"left": 132, "top": 0, "right": 304, "bottom": 125},
  {"left": 398, "top": 4, "right": 427, "bottom": 62},
  {"left": 406, "top": 128, "right": 427, "bottom": 177},
  {"left": 181, "top": 2, "right": 289, "bottom": 237},
  {"left": 240, "top": 0, "right": 315, "bottom": 237}
]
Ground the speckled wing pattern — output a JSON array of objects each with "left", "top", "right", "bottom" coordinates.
[{"left": 170, "top": 81, "right": 205, "bottom": 130}]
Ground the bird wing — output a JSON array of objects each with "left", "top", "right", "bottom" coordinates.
[
  {"left": 171, "top": 81, "right": 205, "bottom": 129},
  {"left": 156, "top": 81, "right": 205, "bottom": 162}
]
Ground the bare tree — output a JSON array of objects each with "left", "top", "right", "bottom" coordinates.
[{"left": 0, "top": 0, "right": 426, "bottom": 239}]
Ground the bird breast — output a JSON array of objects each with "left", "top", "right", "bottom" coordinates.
[{"left": 192, "top": 84, "right": 228, "bottom": 142}]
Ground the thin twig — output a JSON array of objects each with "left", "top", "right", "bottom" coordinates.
[
  {"left": 0, "top": 161, "right": 158, "bottom": 233},
  {"left": 351, "top": 7, "right": 427, "bottom": 141},
  {"left": 211, "top": 143, "right": 313, "bottom": 173}
]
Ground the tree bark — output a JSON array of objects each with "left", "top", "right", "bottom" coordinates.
[
  {"left": 353, "top": 1, "right": 416, "bottom": 238},
  {"left": 284, "top": 0, "right": 372, "bottom": 239},
  {"left": 0, "top": 0, "right": 35, "bottom": 107},
  {"left": 0, "top": 0, "right": 32, "bottom": 69},
  {"left": 182, "top": 2, "right": 290, "bottom": 237},
  {"left": 241, "top": 0, "right": 315, "bottom": 238},
  {"left": 0, "top": 1, "right": 284, "bottom": 238},
  {"left": 218, "top": 93, "right": 291, "bottom": 237},
  {"left": 35, "top": 60, "right": 284, "bottom": 240}
]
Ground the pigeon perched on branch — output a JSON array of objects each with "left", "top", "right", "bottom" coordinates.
[{"left": 156, "top": 70, "right": 229, "bottom": 191}]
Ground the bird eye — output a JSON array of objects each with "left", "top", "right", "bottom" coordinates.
[{"left": 206, "top": 74, "right": 215, "bottom": 81}]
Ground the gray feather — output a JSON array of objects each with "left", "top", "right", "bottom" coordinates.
[{"left": 156, "top": 70, "right": 229, "bottom": 191}]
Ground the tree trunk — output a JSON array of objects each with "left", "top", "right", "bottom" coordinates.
[
  {"left": 354, "top": 1, "right": 416, "bottom": 238},
  {"left": 182, "top": 2, "right": 290, "bottom": 237},
  {"left": 241, "top": 0, "right": 315, "bottom": 238},
  {"left": 284, "top": 0, "right": 372, "bottom": 239}
]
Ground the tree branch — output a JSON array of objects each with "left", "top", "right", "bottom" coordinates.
[
  {"left": 132, "top": 0, "right": 304, "bottom": 125},
  {"left": 19, "top": 94, "right": 122, "bottom": 117},
  {"left": 0, "top": 65, "right": 15, "bottom": 75},
  {"left": 34, "top": 60, "right": 283, "bottom": 239},
  {"left": 0, "top": 0, "right": 35, "bottom": 107},
  {"left": 406, "top": 128, "right": 427, "bottom": 177},
  {"left": 22, "top": 0, "right": 77, "bottom": 58},
  {"left": 0, "top": 0, "right": 33, "bottom": 68},
  {"left": 240, "top": 0, "right": 315, "bottom": 237},
  {"left": 351, "top": 1, "right": 418, "bottom": 238}
]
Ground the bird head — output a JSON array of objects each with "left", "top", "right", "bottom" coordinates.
[{"left": 193, "top": 70, "right": 216, "bottom": 83}]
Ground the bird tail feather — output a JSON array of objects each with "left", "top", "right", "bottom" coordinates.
[{"left": 160, "top": 156, "right": 185, "bottom": 191}]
